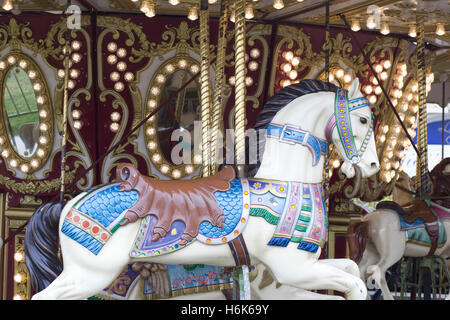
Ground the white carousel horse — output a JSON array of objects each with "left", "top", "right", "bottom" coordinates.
[
  {"left": 349, "top": 158, "right": 450, "bottom": 300},
  {"left": 25, "top": 79, "right": 379, "bottom": 300}
]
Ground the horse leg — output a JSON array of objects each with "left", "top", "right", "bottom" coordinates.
[
  {"left": 318, "top": 258, "right": 360, "bottom": 278},
  {"left": 259, "top": 246, "right": 367, "bottom": 300},
  {"left": 365, "top": 210, "right": 405, "bottom": 300}
]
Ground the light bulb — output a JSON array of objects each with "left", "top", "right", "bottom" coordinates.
[
  {"left": 145, "top": 4, "right": 156, "bottom": 17},
  {"left": 380, "top": 22, "right": 390, "bottom": 35},
  {"left": 408, "top": 25, "right": 416, "bottom": 38},
  {"left": 367, "top": 16, "right": 377, "bottom": 29},
  {"left": 168, "top": 0, "right": 179, "bottom": 5},
  {"left": 2, "top": 0, "right": 13, "bottom": 11},
  {"left": 351, "top": 19, "right": 361, "bottom": 32},
  {"left": 188, "top": 6, "right": 198, "bottom": 20},
  {"left": 273, "top": 0, "right": 284, "bottom": 10},
  {"left": 436, "top": 23, "right": 445, "bottom": 36},
  {"left": 229, "top": 10, "right": 235, "bottom": 23},
  {"left": 140, "top": 1, "right": 150, "bottom": 13},
  {"left": 245, "top": 5, "right": 254, "bottom": 19}
]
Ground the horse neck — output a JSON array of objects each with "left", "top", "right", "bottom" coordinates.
[{"left": 254, "top": 94, "right": 333, "bottom": 183}]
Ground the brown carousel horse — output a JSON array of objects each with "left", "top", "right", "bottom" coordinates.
[{"left": 347, "top": 157, "right": 450, "bottom": 300}]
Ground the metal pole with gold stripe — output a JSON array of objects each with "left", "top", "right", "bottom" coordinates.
[
  {"left": 210, "top": 0, "right": 229, "bottom": 175},
  {"left": 234, "top": 0, "right": 246, "bottom": 179},
  {"left": 199, "top": 0, "right": 212, "bottom": 178},
  {"left": 60, "top": 18, "right": 72, "bottom": 203},
  {"left": 415, "top": 14, "right": 429, "bottom": 196}
]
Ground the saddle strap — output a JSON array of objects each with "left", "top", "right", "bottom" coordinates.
[
  {"left": 227, "top": 234, "right": 252, "bottom": 300},
  {"left": 228, "top": 234, "right": 251, "bottom": 267},
  {"left": 425, "top": 221, "right": 439, "bottom": 257}
]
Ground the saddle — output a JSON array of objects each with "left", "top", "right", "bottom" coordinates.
[
  {"left": 116, "top": 163, "right": 235, "bottom": 245},
  {"left": 376, "top": 200, "right": 439, "bottom": 256}
]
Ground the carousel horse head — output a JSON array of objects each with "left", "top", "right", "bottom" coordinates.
[
  {"left": 327, "top": 78, "right": 379, "bottom": 179},
  {"left": 430, "top": 157, "right": 450, "bottom": 207},
  {"left": 250, "top": 78, "right": 379, "bottom": 181}
]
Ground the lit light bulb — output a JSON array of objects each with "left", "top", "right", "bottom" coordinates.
[
  {"left": 140, "top": 0, "right": 150, "bottom": 13},
  {"left": 351, "top": 19, "right": 361, "bottom": 32},
  {"left": 380, "top": 22, "right": 390, "bottom": 35},
  {"left": 188, "top": 6, "right": 198, "bottom": 21},
  {"left": 168, "top": 0, "right": 179, "bottom": 5},
  {"left": 335, "top": 69, "right": 344, "bottom": 79},
  {"left": 435, "top": 23, "right": 446, "bottom": 36},
  {"left": 229, "top": 10, "right": 235, "bottom": 23},
  {"left": 383, "top": 60, "right": 391, "bottom": 69},
  {"left": 2, "top": 0, "right": 13, "bottom": 11},
  {"left": 208, "top": 0, "right": 217, "bottom": 3},
  {"left": 408, "top": 25, "right": 416, "bottom": 38},
  {"left": 374, "top": 64, "right": 383, "bottom": 73},
  {"left": 145, "top": 3, "right": 156, "bottom": 17},
  {"left": 273, "top": 0, "right": 284, "bottom": 10},
  {"left": 244, "top": 5, "right": 254, "bottom": 19},
  {"left": 367, "top": 16, "right": 377, "bottom": 29}
]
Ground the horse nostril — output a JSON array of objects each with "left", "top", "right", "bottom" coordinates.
[{"left": 371, "top": 162, "right": 378, "bottom": 168}]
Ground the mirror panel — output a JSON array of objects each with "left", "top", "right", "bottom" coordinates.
[
  {"left": 0, "top": 53, "right": 54, "bottom": 174},
  {"left": 3, "top": 66, "right": 40, "bottom": 158},
  {"left": 144, "top": 57, "right": 202, "bottom": 179}
]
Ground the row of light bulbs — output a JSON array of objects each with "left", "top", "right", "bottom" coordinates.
[{"left": 351, "top": 18, "right": 446, "bottom": 37}]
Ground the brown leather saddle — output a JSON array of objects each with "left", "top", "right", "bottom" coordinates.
[
  {"left": 116, "top": 163, "right": 251, "bottom": 269},
  {"left": 376, "top": 200, "right": 439, "bottom": 256}
]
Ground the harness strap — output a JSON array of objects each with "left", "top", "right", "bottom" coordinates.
[{"left": 266, "top": 123, "right": 328, "bottom": 166}]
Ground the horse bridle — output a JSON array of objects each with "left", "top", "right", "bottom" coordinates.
[
  {"left": 266, "top": 88, "right": 374, "bottom": 167},
  {"left": 325, "top": 88, "right": 374, "bottom": 165}
]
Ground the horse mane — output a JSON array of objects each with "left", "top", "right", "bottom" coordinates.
[{"left": 247, "top": 79, "right": 339, "bottom": 177}]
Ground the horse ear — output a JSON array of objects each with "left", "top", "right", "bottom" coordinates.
[{"left": 348, "top": 78, "right": 360, "bottom": 99}]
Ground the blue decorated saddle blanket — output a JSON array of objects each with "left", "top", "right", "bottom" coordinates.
[
  {"left": 131, "top": 178, "right": 328, "bottom": 257},
  {"left": 61, "top": 183, "right": 139, "bottom": 255},
  {"left": 394, "top": 210, "right": 447, "bottom": 248},
  {"left": 130, "top": 179, "right": 250, "bottom": 257}
]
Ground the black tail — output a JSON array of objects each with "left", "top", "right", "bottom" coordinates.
[{"left": 25, "top": 202, "right": 64, "bottom": 293}]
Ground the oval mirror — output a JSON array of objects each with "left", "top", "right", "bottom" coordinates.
[
  {"left": 0, "top": 53, "right": 54, "bottom": 174},
  {"left": 144, "top": 57, "right": 202, "bottom": 179},
  {"left": 3, "top": 66, "right": 40, "bottom": 158},
  {"left": 157, "top": 69, "right": 200, "bottom": 163}
]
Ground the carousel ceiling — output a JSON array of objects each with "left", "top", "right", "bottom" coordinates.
[
  {"left": 1, "top": 1, "right": 448, "bottom": 42},
  {"left": 1, "top": 0, "right": 449, "bottom": 77}
]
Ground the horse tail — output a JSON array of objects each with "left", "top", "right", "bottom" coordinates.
[
  {"left": 346, "top": 220, "right": 369, "bottom": 264},
  {"left": 25, "top": 202, "right": 64, "bottom": 293}
]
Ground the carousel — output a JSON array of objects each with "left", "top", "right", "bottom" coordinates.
[{"left": 0, "top": 0, "right": 448, "bottom": 301}]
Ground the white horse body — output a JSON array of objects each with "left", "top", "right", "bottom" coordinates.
[{"left": 29, "top": 79, "right": 379, "bottom": 300}]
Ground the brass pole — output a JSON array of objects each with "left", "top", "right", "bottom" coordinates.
[
  {"left": 199, "top": 0, "right": 212, "bottom": 177},
  {"left": 234, "top": 0, "right": 247, "bottom": 178},
  {"left": 210, "top": 0, "right": 229, "bottom": 175},
  {"left": 60, "top": 19, "right": 71, "bottom": 203},
  {"left": 415, "top": 14, "right": 429, "bottom": 195}
]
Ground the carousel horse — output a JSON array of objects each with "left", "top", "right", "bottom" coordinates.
[
  {"left": 25, "top": 79, "right": 379, "bottom": 300},
  {"left": 93, "top": 261, "right": 357, "bottom": 300},
  {"left": 348, "top": 158, "right": 450, "bottom": 300}
]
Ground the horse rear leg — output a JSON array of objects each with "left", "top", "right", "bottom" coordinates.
[
  {"left": 260, "top": 246, "right": 367, "bottom": 300},
  {"left": 366, "top": 210, "right": 405, "bottom": 300}
]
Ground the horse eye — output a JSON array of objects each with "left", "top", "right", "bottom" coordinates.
[{"left": 360, "top": 117, "right": 367, "bottom": 124}]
